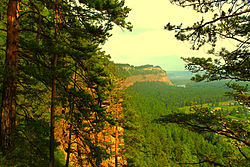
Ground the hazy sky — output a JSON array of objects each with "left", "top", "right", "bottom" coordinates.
[{"left": 102, "top": 0, "right": 233, "bottom": 71}]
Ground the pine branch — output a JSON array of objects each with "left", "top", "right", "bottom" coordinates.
[
  {"left": 29, "top": 0, "right": 43, "bottom": 45},
  {"left": 236, "top": 143, "right": 249, "bottom": 160},
  {"left": 182, "top": 120, "right": 249, "bottom": 147},
  {"left": 0, "top": 28, "right": 7, "bottom": 32},
  {"left": 174, "top": 0, "right": 227, "bottom": 7},
  {"left": 17, "top": 50, "right": 50, "bottom": 69},
  {"left": 216, "top": 31, "right": 250, "bottom": 44},
  {"left": 19, "top": 28, "right": 51, "bottom": 39},
  {"left": 159, "top": 111, "right": 250, "bottom": 147},
  {"left": 193, "top": 9, "right": 250, "bottom": 31},
  {"left": 170, "top": 10, "right": 250, "bottom": 32}
]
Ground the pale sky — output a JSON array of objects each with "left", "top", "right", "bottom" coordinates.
[{"left": 102, "top": 0, "right": 236, "bottom": 71}]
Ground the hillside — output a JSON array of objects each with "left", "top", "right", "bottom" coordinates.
[
  {"left": 116, "top": 64, "right": 173, "bottom": 87},
  {"left": 124, "top": 81, "right": 237, "bottom": 166}
]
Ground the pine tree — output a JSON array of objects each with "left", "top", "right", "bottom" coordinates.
[
  {"left": 160, "top": 0, "right": 249, "bottom": 166},
  {"left": 1, "top": 0, "right": 19, "bottom": 155},
  {"left": 0, "top": 0, "right": 132, "bottom": 165}
]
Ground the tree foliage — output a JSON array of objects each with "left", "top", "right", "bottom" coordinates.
[
  {"left": 161, "top": 0, "right": 250, "bottom": 166},
  {"left": 165, "top": 0, "right": 249, "bottom": 94},
  {"left": 0, "top": 0, "right": 132, "bottom": 166}
]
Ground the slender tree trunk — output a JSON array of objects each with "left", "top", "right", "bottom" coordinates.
[
  {"left": 65, "top": 121, "right": 72, "bottom": 167},
  {"left": 49, "top": 56, "right": 57, "bottom": 167},
  {"left": 1, "top": 0, "right": 19, "bottom": 155},
  {"left": 115, "top": 125, "right": 118, "bottom": 167},
  {"left": 65, "top": 65, "right": 77, "bottom": 167},
  {"left": 50, "top": 1, "right": 59, "bottom": 166},
  {"left": 115, "top": 105, "right": 119, "bottom": 167}
]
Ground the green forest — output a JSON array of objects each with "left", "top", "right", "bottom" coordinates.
[
  {"left": 124, "top": 81, "right": 248, "bottom": 166},
  {"left": 0, "top": 0, "right": 249, "bottom": 167}
]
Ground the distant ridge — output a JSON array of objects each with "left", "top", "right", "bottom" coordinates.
[
  {"left": 167, "top": 71, "right": 193, "bottom": 80},
  {"left": 116, "top": 64, "right": 173, "bottom": 87}
]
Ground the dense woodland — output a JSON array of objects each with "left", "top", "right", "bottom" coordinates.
[
  {"left": 0, "top": 0, "right": 131, "bottom": 166},
  {"left": 0, "top": 0, "right": 249, "bottom": 167},
  {"left": 124, "top": 81, "right": 245, "bottom": 166}
]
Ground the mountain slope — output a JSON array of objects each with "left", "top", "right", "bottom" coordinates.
[{"left": 124, "top": 81, "right": 235, "bottom": 166}]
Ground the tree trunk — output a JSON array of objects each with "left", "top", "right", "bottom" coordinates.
[
  {"left": 50, "top": 1, "right": 59, "bottom": 166},
  {"left": 115, "top": 104, "right": 119, "bottom": 167},
  {"left": 49, "top": 56, "right": 57, "bottom": 167},
  {"left": 65, "top": 65, "right": 77, "bottom": 167},
  {"left": 1, "top": 0, "right": 19, "bottom": 155},
  {"left": 65, "top": 121, "right": 72, "bottom": 167},
  {"left": 115, "top": 125, "right": 118, "bottom": 167}
]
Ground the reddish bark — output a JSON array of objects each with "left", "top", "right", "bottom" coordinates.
[{"left": 1, "top": 0, "right": 19, "bottom": 154}]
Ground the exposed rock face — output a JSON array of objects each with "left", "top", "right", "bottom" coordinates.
[
  {"left": 123, "top": 73, "right": 173, "bottom": 87},
  {"left": 117, "top": 64, "right": 173, "bottom": 87}
]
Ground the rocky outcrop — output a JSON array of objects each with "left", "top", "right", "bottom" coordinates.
[
  {"left": 117, "top": 64, "right": 173, "bottom": 87},
  {"left": 123, "top": 73, "right": 173, "bottom": 87}
]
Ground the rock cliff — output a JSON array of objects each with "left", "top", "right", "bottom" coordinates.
[{"left": 116, "top": 64, "right": 173, "bottom": 87}]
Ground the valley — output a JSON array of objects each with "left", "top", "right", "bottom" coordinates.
[
  {"left": 0, "top": 1, "right": 248, "bottom": 166},
  {"left": 117, "top": 65, "right": 249, "bottom": 166}
]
